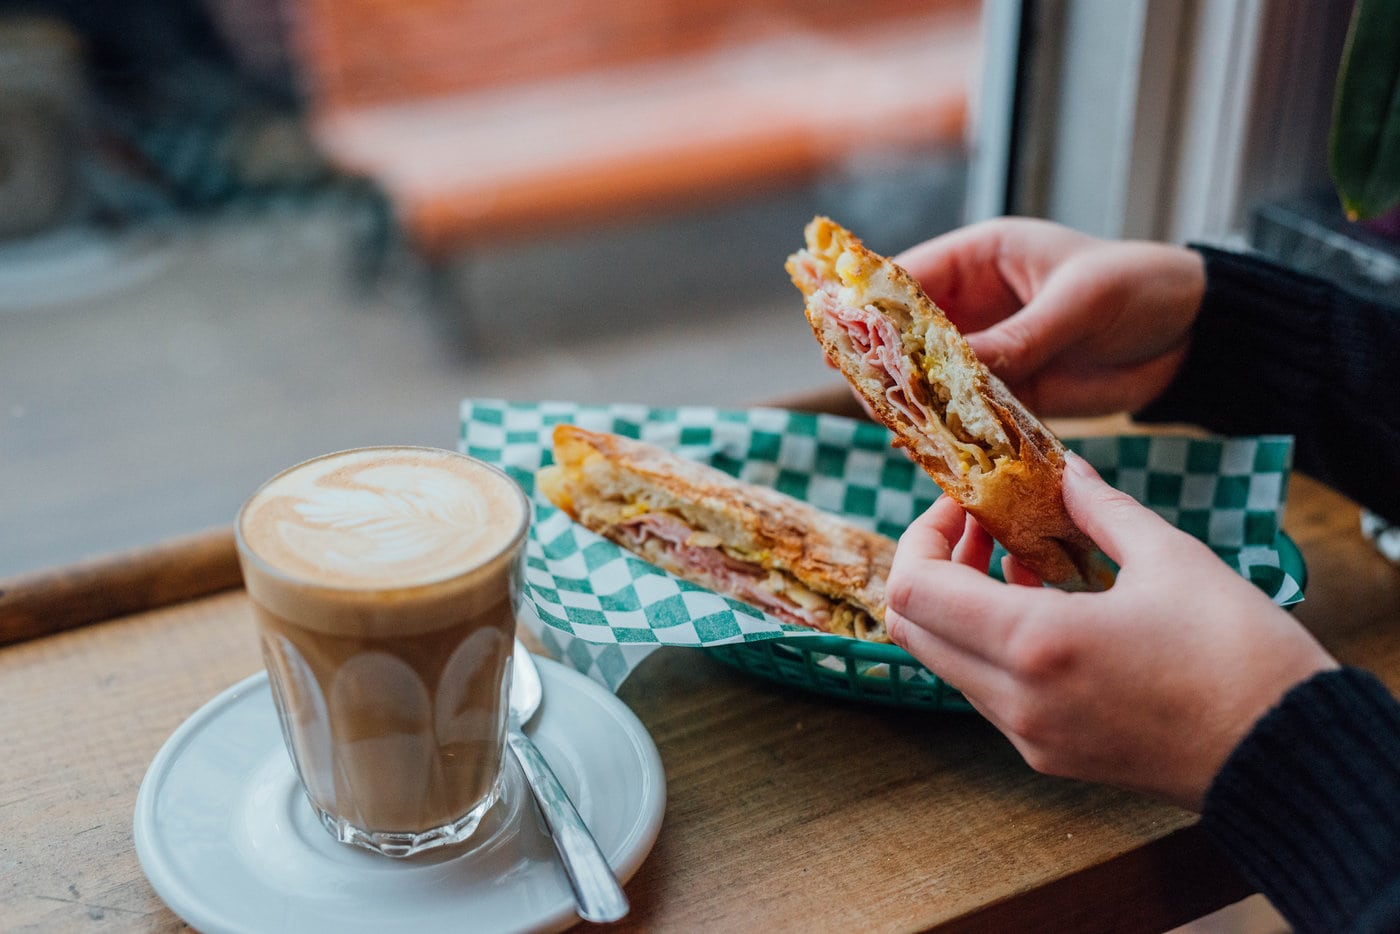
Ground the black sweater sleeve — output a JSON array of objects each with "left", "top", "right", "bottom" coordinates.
[
  {"left": 1201, "top": 668, "right": 1400, "bottom": 933},
  {"left": 1135, "top": 246, "right": 1400, "bottom": 523}
]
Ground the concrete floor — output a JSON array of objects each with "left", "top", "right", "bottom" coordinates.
[{"left": 0, "top": 199, "right": 843, "bottom": 577}]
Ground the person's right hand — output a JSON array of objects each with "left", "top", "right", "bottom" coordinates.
[
  {"left": 884, "top": 454, "right": 1340, "bottom": 811},
  {"left": 893, "top": 218, "right": 1206, "bottom": 417}
]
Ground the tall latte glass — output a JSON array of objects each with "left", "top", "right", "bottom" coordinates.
[{"left": 235, "top": 446, "right": 529, "bottom": 858}]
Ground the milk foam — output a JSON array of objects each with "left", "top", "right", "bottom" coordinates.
[{"left": 239, "top": 448, "right": 527, "bottom": 589}]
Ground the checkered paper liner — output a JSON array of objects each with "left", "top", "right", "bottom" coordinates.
[{"left": 460, "top": 399, "right": 1301, "bottom": 694}]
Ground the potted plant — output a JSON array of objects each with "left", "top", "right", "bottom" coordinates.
[{"left": 1329, "top": 0, "right": 1400, "bottom": 235}]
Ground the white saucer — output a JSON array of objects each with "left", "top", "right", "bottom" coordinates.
[{"left": 134, "top": 655, "right": 665, "bottom": 934}]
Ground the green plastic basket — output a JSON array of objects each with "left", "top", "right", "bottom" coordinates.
[
  {"left": 708, "top": 531, "right": 1307, "bottom": 712},
  {"left": 707, "top": 634, "right": 977, "bottom": 711}
]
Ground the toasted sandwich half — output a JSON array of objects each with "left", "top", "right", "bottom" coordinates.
[
  {"left": 536, "top": 424, "right": 895, "bottom": 641},
  {"left": 787, "top": 216, "right": 1110, "bottom": 591}
]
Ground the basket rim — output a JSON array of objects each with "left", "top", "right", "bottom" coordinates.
[{"left": 769, "top": 528, "right": 1305, "bottom": 665}]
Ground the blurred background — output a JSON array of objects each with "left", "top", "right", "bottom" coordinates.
[
  {"left": 0, "top": 0, "right": 981, "bottom": 576},
  {"left": 7, "top": 0, "right": 1393, "bottom": 583},
  {"left": 2, "top": 2, "right": 1393, "bottom": 550},
  {"left": 1, "top": 1, "right": 1394, "bottom": 929}
]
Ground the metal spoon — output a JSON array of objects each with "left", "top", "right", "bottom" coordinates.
[{"left": 508, "top": 641, "right": 630, "bottom": 924}]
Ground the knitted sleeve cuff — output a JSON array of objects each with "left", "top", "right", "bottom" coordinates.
[
  {"left": 1135, "top": 246, "right": 1329, "bottom": 433},
  {"left": 1200, "top": 667, "right": 1400, "bottom": 933},
  {"left": 1136, "top": 246, "right": 1400, "bottom": 523}
]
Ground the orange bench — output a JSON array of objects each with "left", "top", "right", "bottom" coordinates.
[{"left": 289, "top": 0, "right": 981, "bottom": 259}]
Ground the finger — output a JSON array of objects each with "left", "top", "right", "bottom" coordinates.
[
  {"left": 893, "top": 223, "right": 1029, "bottom": 332},
  {"left": 964, "top": 263, "right": 1106, "bottom": 387},
  {"left": 886, "top": 546, "right": 1040, "bottom": 663},
  {"left": 898, "top": 495, "right": 968, "bottom": 562},
  {"left": 1062, "top": 452, "right": 1178, "bottom": 565},
  {"left": 1001, "top": 554, "right": 1043, "bottom": 587},
  {"left": 1019, "top": 350, "right": 1189, "bottom": 419},
  {"left": 884, "top": 604, "right": 1019, "bottom": 706},
  {"left": 950, "top": 511, "right": 994, "bottom": 570}
]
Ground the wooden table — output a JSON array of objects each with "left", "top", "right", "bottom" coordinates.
[{"left": 5, "top": 393, "right": 1400, "bottom": 932}]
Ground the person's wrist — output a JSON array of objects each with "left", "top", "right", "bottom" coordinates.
[{"left": 1188, "top": 652, "right": 1340, "bottom": 810}]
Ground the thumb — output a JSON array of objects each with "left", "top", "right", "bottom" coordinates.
[{"left": 1062, "top": 452, "right": 1174, "bottom": 566}]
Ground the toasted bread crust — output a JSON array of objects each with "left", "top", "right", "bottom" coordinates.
[
  {"left": 538, "top": 424, "right": 895, "bottom": 631},
  {"left": 788, "top": 217, "right": 1107, "bottom": 591}
]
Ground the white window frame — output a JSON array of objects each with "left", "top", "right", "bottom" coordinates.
[{"left": 973, "top": 0, "right": 1354, "bottom": 245}]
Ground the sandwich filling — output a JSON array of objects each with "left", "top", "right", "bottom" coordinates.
[
  {"left": 793, "top": 248, "right": 1015, "bottom": 481},
  {"left": 609, "top": 509, "right": 883, "bottom": 641}
]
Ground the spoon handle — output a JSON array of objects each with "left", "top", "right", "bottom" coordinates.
[{"left": 507, "top": 727, "right": 630, "bottom": 923}]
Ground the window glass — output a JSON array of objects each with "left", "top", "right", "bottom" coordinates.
[{"left": 0, "top": 1, "right": 985, "bottom": 573}]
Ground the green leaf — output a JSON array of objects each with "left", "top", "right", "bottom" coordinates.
[{"left": 1329, "top": 0, "right": 1400, "bottom": 221}]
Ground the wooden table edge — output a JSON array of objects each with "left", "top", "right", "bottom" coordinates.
[
  {"left": 933, "top": 823, "right": 1253, "bottom": 932},
  {"left": 0, "top": 526, "right": 242, "bottom": 647}
]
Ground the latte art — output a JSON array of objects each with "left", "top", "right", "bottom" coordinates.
[
  {"left": 240, "top": 448, "right": 527, "bottom": 589},
  {"left": 236, "top": 446, "right": 527, "bottom": 855},
  {"left": 284, "top": 464, "right": 488, "bottom": 578}
]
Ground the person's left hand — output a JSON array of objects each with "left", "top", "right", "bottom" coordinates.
[{"left": 884, "top": 454, "right": 1338, "bottom": 811}]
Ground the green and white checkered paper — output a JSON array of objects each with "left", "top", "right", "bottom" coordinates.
[{"left": 461, "top": 399, "right": 1300, "bottom": 691}]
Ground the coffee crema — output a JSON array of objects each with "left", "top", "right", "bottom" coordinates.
[{"left": 240, "top": 447, "right": 527, "bottom": 591}]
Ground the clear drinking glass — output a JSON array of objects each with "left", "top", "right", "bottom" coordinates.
[{"left": 234, "top": 446, "right": 530, "bottom": 857}]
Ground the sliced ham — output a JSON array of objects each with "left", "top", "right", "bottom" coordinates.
[
  {"left": 810, "top": 288, "right": 931, "bottom": 432},
  {"left": 613, "top": 512, "right": 832, "bottom": 629}
]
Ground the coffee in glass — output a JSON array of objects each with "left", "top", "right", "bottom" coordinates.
[{"left": 235, "top": 446, "right": 529, "bottom": 857}]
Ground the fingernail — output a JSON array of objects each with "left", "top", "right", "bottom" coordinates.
[{"left": 1065, "top": 450, "right": 1097, "bottom": 479}]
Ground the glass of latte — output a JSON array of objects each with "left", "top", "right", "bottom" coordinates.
[{"left": 235, "top": 446, "right": 530, "bottom": 858}]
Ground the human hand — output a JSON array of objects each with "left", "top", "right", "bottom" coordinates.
[
  {"left": 884, "top": 454, "right": 1338, "bottom": 811},
  {"left": 893, "top": 218, "right": 1206, "bottom": 417}
]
